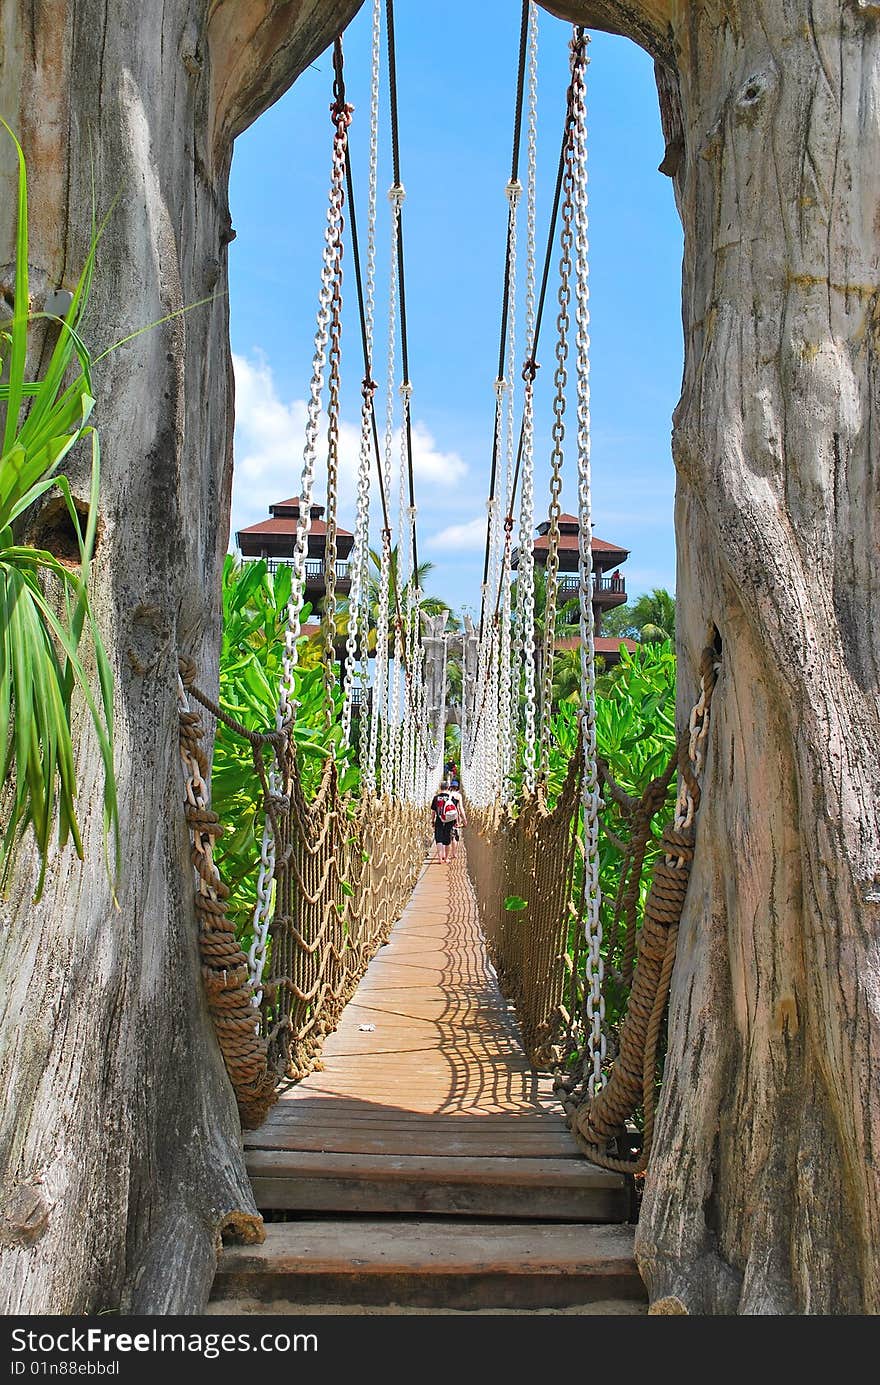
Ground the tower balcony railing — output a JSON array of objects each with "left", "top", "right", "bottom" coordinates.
[
  {"left": 556, "top": 573, "right": 626, "bottom": 598},
  {"left": 262, "top": 557, "right": 351, "bottom": 582}
]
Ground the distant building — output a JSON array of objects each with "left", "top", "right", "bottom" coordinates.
[
  {"left": 236, "top": 496, "right": 356, "bottom": 678},
  {"left": 512, "top": 514, "right": 637, "bottom": 665},
  {"left": 236, "top": 496, "right": 353, "bottom": 616}
]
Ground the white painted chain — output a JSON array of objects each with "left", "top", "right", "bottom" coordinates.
[
  {"left": 373, "top": 528, "right": 393, "bottom": 794},
  {"left": 567, "top": 31, "right": 603, "bottom": 1096},
  {"left": 250, "top": 95, "right": 349, "bottom": 995},
  {"left": 389, "top": 379, "right": 412, "bottom": 798},
  {"left": 499, "top": 174, "right": 521, "bottom": 803},
  {"left": 517, "top": 3, "right": 539, "bottom": 796},
  {"left": 342, "top": 0, "right": 381, "bottom": 752},
  {"left": 372, "top": 182, "right": 404, "bottom": 794},
  {"left": 343, "top": 389, "right": 372, "bottom": 753},
  {"left": 405, "top": 581, "right": 419, "bottom": 800}
]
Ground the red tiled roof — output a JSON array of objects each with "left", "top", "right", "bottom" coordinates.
[
  {"left": 537, "top": 512, "right": 580, "bottom": 531},
  {"left": 535, "top": 518, "right": 628, "bottom": 552},
  {"left": 532, "top": 533, "right": 629, "bottom": 556},
  {"left": 236, "top": 516, "right": 353, "bottom": 538}
]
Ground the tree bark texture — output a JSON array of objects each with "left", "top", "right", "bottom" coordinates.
[
  {"left": 549, "top": 0, "right": 880, "bottom": 1313},
  {"left": 1, "top": 0, "right": 878, "bottom": 1318},
  {"left": 0, "top": 0, "right": 362, "bottom": 1314}
]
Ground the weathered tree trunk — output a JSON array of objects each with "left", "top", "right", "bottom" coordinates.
[
  {"left": 2, "top": 0, "right": 877, "bottom": 1319},
  {"left": 548, "top": 0, "right": 880, "bottom": 1312},
  {"left": 0, "top": 0, "right": 361, "bottom": 1314}
]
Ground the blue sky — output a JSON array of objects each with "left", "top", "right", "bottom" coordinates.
[{"left": 227, "top": 2, "right": 683, "bottom": 622}]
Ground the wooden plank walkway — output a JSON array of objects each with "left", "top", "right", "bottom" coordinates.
[
  {"left": 213, "top": 849, "right": 642, "bottom": 1310},
  {"left": 244, "top": 852, "right": 628, "bottom": 1220}
]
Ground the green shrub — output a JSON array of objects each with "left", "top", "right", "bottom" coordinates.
[
  {"left": 211, "top": 555, "right": 360, "bottom": 946},
  {"left": 0, "top": 122, "right": 117, "bottom": 898}
]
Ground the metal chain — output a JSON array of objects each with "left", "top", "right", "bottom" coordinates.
[
  {"left": 567, "top": 29, "right": 604, "bottom": 1096},
  {"left": 538, "top": 108, "right": 574, "bottom": 775},
  {"left": 517, "top": 2, "right": 540, "bottom": 795},
  {"left": 372, "top": 182, "right": 404, "bottom": 794},
  {"left": 343, "top": 379, "right": 373, "bottom": 752},
  {"left": 389, "top": 379, "right": 412, "bottom": 798},
  {"left": 674, "top": 658, "right": 721, "bottom": 845},
  {"left": 342, "top": 0, "right": 382, "bottom": 751},
  {"left": 249, "top": 76, "right": 351, "bottom": 993},
  {"left": 321, "top": 190, "right": 345, "bottom": 724},
  {"left": 403, "top": 582, "right": 418, "bottom": 800},
  {"left": 373, "top": 527, "right": 393, "bottom": 794},
  {"left": 499, "top": 175, "right": 521, "bottom": 802}
]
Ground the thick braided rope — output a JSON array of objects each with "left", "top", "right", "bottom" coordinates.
[
  {"left": 564, "top": 823, "right": 694, "bottom": 1171},
  {"left": 555, "top": 643, "right": 720, "bottom": 1173},
  {"left": 177, "top": 669, "right": 277, "bottom": 1129}
]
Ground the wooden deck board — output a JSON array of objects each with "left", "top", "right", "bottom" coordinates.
[
  {"left": 243, "top": 855, "right": 628, "bottom": 1221},
  {"left": 212, "top": 1221, "right": 645, "bottom": 1310}
]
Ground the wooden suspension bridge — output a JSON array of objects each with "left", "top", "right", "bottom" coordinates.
[{"left": 209, "top": 851, "right": 644, "bottom": 1313}]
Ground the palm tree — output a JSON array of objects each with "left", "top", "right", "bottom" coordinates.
[
  {"left": 550, "top": 647, "right": 582, "bottom": 704},
  {"left": 601, "top": 586, "right": 676, "bottom": 643},
  {"left": 509, "top": 565, "right": 580, "bottom": 645},
  {"left": 336, "top": 544, "right": 459, "bottom": 652}
]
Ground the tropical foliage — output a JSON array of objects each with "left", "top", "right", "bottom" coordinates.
[
  {"left": 0, "top": 123, "right": 117, "bottom": 898},
  {"left": 601, "top": 586, "right": 676, "bottom": 643},
  {"left": 536, "top": 641, "right": 678, "bottom": 1033},
  {"left": 211, "top": 556, "right": 360, "bottom": 944},
  {"left": 336, "top": 545, "right": 459, "bottom": 650}
]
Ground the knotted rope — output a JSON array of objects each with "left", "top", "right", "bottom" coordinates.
[
  {"left": 555, "top": 643, "right": 720, "bottom": 1173},
  {"left": 179, "top": 650, "right": 430, "bottom": 1105},
  {"left": 177, "top": 659, "right": 277, "bottom": 1129}
]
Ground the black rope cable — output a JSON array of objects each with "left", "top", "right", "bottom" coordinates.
[
  {"left": 490, "top": 105, "right": 570, "bottom": 629},
  {"left": 467, "top": 69, "right": 581, "bottom": 753},
  {"left": 343, "top": 136, "right": 411, "bottom": 674},
  {"left": 477, "top": 0, "right": 531, "bottom": 645},
  {"left": 385, "top": 0, "right": 419, "bottom": 584},
  {"left": 341, "top": 23, "right": 430, "bottom": 760}
]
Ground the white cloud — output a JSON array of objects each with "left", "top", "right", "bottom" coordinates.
[
  {"left": 409, "top": 420, "right": 467, "bottom": 487},
  {"left": 230, "top": 351, "right": 468, "bottom": 544},
  {"left": 427, "top": 516, "right": 488, "bottom": 552}
]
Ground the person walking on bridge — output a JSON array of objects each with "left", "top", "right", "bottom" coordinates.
[{"left": 430, "top": 779, "right": 466, "bottom": 863}]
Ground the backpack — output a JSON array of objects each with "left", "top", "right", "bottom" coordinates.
[{"left": 436, "top": 794, "right": 459, "bottom": 825}]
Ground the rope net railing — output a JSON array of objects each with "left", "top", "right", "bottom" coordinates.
[
  {"left": 178, "top": 662, "right": 429, "bottom": 1125},
  {"left": 176, "top": 7, "right": 444, "bottom": 1129},
  {"left": 460, "top": 16, "right": 724, "bottom": 1177},
  {"left": 258, "top": 756, "right": 426, "bottom": 1083},
  {"left": 466, "top": 753, "right": 581, "bottom": 1070},
  {"left": 464, "top": 642, "right": 718, "bottom": 1172}
]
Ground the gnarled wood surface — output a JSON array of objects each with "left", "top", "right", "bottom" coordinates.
[
  {"left": 0, "top": 0, "right": 362, "bottom": 1315},
  {"left": 1, "top": 0, "right": 878, "bottom": 1316},
  {"left": 549, "top": 0, "right": 880, "bottom": 1314}
]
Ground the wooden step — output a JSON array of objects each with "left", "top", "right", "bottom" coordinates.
[
  {"left": 211, "top": 1220, "right": 646, "bottom": 1311},
  {"left": 245, "top": 1149, "right": 630, "bottom": 1221}
]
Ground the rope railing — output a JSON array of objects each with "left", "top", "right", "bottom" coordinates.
[
  {"left": 261, "top": 748, "right": 427, "bottom": 1081},
  {"left": 464, "top": 643, "right": 720, "bottom": 1173},
  {"left": 466, "top": 750, "right": 581, "bottom": 1068},
  {"left": 178, "top": 657, "right": 431, "bottom": 1122}
]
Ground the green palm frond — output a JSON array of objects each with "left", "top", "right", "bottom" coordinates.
[{"left": 0, "top": 121, "right": 117, "bottom": 899}]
